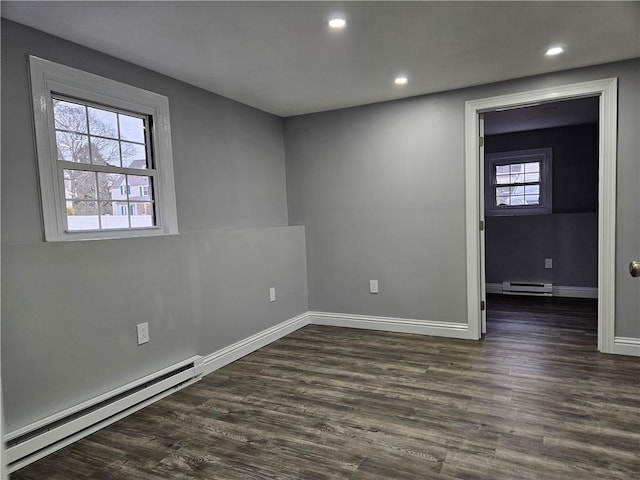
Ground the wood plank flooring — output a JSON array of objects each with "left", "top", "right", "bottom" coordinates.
[{"left": 11, "top": 295, "right": 640, "bottom": 479}]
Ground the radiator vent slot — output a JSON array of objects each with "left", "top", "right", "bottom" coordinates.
[
  {"left": 502, "top": 281, "right": 553, "bottom": 297},
  {"left": 5, "top": 355, "right": 203, "bottom": 473}
]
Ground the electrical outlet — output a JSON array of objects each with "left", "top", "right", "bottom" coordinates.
[
  {"left": 269, "top": 287, "right": 276, "bottom": 302},
  {"left": 369, "top": 279, "right": 379, "bottom": 294},
  {"left": 136, "top": 322, "right": 149, "bottom": 345},
  {"left": 545, "top": 258, "right": 553, "bottom": 269}
]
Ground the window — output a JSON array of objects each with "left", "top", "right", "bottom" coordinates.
[
  {"left": 485, "top": 148, "right": 552, "bottom": 216},
  {"left": 30, "top": 56, "right": 178, "bottom": 241}
]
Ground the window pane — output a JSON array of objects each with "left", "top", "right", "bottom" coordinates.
[
  {"left": 495, "top": 186, "right": 510, "bottom": 206},
  {"left": 119, "top": 114, "right": 145, "bottom": 143},
  {"left": 56, "top": 132, "right": 90, "bottom": 163},
  {"left": 510, "top": 163, "right": 523, "bottom": 174},
  {"left": 66, "top": 200, "right": 99, "bottom": 231},
  {"left": 130, "top": 202, "right": 154, "bottom": 227},
  {"left": 64, "top": 169, "right": 97, "bottom": 200},
  {"left": 121, "top": 142, "right": 147, "bottom": 169},
  {"left": 53, "top": 99, "right": 87, "bottom": 133},
  {"left": 524, "top": 172, "right": 540, "bottom": 182},
  {"left": 496, "top": 174, "right": 511, "bottom": 185},
  {"left": 496, "top": 165, "right": 510, "bottom": 175},
  {"left": 88, "top": 106, "right": 119, "bottom": 139},
  {"left": 510, "top": 172, "right": 524, "bottom": 183},
  {"left": 510, "top": 196, "right": 525, "bottom": 206},
  {"left": 90, "top": 138, "right": 121, "bottom": 166},
  {"left": 525, "top": 185, "right": 540, "bottom": 195},
  {"left": 97, "top": 172, "right": 126, "bottom": 202},
  {"left": 127, "top": 176, "right": 153, "bottom": 201},
  {"left": 525, "top": 195, "right": 540, "bottom": 205},
  {"left": 99, "top": 201, "right": 130, "bottom": 229},
  {"left": 525, "top": 162, "right": 540, "bottom": 173}
]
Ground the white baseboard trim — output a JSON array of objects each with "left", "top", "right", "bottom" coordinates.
[
  {"left": 613, "top": 337, "right": 640, "bottom": 357},
  {"left": 11, "top": 306, "right": 631, "bottom": 473},
  {"left": 5, "top": 313, "right": 311, "bottom": 473},
  {"left": 309, "top": 311, "right": 474, "bottom": 340},
  {"left": 485, "top": 283, "right": 598, "bottom": 299},
  {"left": 199, "top": 312, "right": 310, "bottom": 376}
]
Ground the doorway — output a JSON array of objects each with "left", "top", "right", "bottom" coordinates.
[
  {"left": 464, "top": 78, "right": 618, "bottom": 353},
  {"left": 482, "top": 97, "right": 599, "bottom": 344}
]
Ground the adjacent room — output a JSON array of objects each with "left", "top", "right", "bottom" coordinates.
[
  {"left": 1, "top": 2, "right": 639, "bottom": 479},
  {"left": 483, "top": 97, "right": 600, "bottom": 345}
]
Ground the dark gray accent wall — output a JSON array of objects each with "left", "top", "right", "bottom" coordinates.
[
  {"left": 1, "top": 20, "right": 308, "bottom": 431},
  {"left": 485, "top": 123, "right": 599, "bottom": 214},
  {"left": 484, "top": 124, "right": 599, "bottom": 287},
  {"left": 485, "top": 213, "right": 598, "bottom": 287},
  {"left": 284, "top": 59, "right": 639, "bottom": 338}
]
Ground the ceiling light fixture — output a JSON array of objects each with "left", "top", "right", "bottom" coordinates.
[
  {"left": 546, "top": 46, "right": 564, "bottom": 56},
  {"left": 394, "top": 76, "right": 408, "bottom": 86},
  {"left": 328, "top": 18, "right": 347, "bottom": 29}
]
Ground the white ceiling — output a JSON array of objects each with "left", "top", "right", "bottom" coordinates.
[{"left": 2, "top": 1, "right": 639, "bottom": 117}]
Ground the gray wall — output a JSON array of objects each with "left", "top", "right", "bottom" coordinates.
[
  {"left": 485, "top": 213, "right": 598, "bottom": 287},
  {"left": 485, "top": 124, "right": 599, "bottom": 287},
  {"left": 1, "top": 20, "right": 308, "bottom": 432},
  {"left": 284, "top": 58, "right": 639, "bottom": 338}
]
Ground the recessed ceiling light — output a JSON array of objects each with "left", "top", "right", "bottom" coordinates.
[
  {"left": 394, "top": 76, "right": 408, "bottom": 86},
  {"left": 546, "top": 46, "right": 564, "bottom": 56},
  {"left": 328, "top": 18, "right": 347, "bottom": 29}
]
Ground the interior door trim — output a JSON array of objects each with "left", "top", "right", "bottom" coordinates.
[{"left": 464, "top": 78, "right": 618, "bottom": 353}]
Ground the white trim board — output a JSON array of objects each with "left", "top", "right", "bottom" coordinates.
[
  {"left": 199, "top": 312, "right": 310, "bottom": 376},
  {"left": 613, "top": 337, "right": 640, "bottom": 357},
  {"left": 485, "top": 283, "right": 598, "bottom": 299},
  {"left": 465, "top": 77, "right": 618, "bottom": 352},
  {"left": 309, "top": 312, "right": 473, "bottom": 340},
  {"left": 199, "top": 311, "right": 475, "bottom": 376}
]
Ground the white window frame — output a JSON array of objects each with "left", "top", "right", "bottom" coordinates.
[
  {"left": 29, "top": 56, "right": 179, "bottom": 241},
  {"left": 484, "top": 148, "right": 552, "bottom": 216}
]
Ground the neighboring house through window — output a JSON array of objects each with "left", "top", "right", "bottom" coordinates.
[
  {"left": 485, "top": 148, "right": 552, "bottom": 216},
  {"left": 30, "top": 56, "right": 178, "bottom": 241}
]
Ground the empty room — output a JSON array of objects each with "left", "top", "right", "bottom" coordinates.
[{"left": 1, "top": 2, "right": 639, "bottom": 479}]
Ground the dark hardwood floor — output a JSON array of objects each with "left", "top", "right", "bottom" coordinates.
[{"left": 12, "top": 295, "right": 640, "bottom": 479}]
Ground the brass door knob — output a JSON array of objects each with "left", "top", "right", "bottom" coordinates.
[{"left": 630, "top": 261, "right": 640, "bottom": 278}]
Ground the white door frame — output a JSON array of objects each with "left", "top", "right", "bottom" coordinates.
[{"left": 464, "top": 78, "right": 618, "bottom": 353}]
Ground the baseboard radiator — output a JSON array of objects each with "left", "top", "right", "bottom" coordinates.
[
  {"left": 502, "top": 281, "right": 553, "bottom": 297},
  {"left": 5, "top": 355, "right": 204, "bottom": 473}
]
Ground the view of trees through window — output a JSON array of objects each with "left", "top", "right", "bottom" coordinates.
[{"left": 53, "top": 97, "right": 155, "bottom": 231}]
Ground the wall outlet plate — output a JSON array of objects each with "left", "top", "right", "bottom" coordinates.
[
  {"left": 369, "top": 279, "right": 379, "bottom": 294},
  {"left": 136, "top": 322, "right": 149, "bottom": 345},
  {"left": 545, "top": 258, "right": 553, "bottom": 269},
  {"left": 269, "top": 287, "right": 276, "bottom": 302}
]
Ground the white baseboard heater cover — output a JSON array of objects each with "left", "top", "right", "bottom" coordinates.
[
  {"left": 5, "top": 355, "right": 204, "bottom": 473},
  {"left": 502, "top": 281, "right": 553, "bottom": 297}
]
